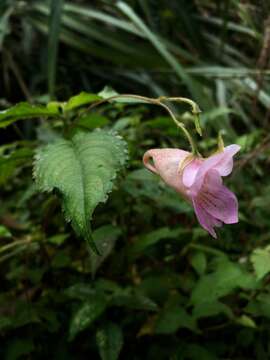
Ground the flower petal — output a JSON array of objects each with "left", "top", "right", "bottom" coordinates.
[
  {"left": 197, "top": 170, "right": 238, "bottom": 224},
  {"left": 182, "top": 158, "right": 203, "bottom": 188},
  {"left": 192, "top": 197, "right": 220, "bottom": 238},
  {"left": 192, "top": 144, "right": 240, "bottom": 192}
]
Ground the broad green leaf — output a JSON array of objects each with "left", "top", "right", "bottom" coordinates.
[
  {"left": 5, "top": 339, "right": 35, "bottom": 360},
  {"left": 0, "top": 103, "right": 60, "bottom": 128},
  {"left": 190, "top": 251, "right": 207, "bottom": 276},
  {"left": 178, "top": 343, "right": 218, "bottom": 360},
  {"left": 247, "top": 294, "right": 270, "bottom": 319},
  {"left": 235, "top": 315, "right": 256, "bottom": 328},
  {"left": 191, "top": 259, "right": 256, "bottom": 305},
  {"left": 129, "top": 227, "right": 183, "bottom": 256},
  {"left": 34, "top": 130, "right": 128, "bottom": 252},
  {"left": 76, "top": 114, "right": 109, "bottom": 130},
  {"left": 65, "top": 283, "right": 97, "bottom": 300},
  {"left": 69, "top": 296, "right": 107, "bottom": 341},
  {"left": 96, "top": 322, "right": 123, "bottom": 360},
  {"left": 64, "top": 92, "right": 102, "bottom": 111},
  {"left": 51, "top": 250, "right": 71, "bottom": 268},
  {"left": 0, "top": 147, "right": 33, "bottom": 185},
  {"left": 90, "top": 225, "right": 121, "bottom": 276},
  {"left": 47, "top": 233, "right": 69, "bottom": 246},
  {"left": 155, "top": 296, "right": 197, "bottom": 334},
  {"left": 0, "top": 225, "right": 12, "bottom": 238},
  {"left": 250, "top": 247, "right": 270, "bottom": 280},
  {"left": 111, "top": 289, "right": 158, "bottom": 311},
  {"left": 192, "top": 301, "right": 233, "bottom": 319}
]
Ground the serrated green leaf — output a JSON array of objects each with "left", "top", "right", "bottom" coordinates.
[
  {"left": 96, "top": 322, "right": 123, "bottom": 360},
  {"left": 64, "top": 92, "right": 102, "bottom": 111},
  {"left": 69, "top": 296, "right": 107, "bottom": 341},
  {"left": 0, "top": 103, "right": 60, "bottom": 128},
  {"left": 34, "top": 130, "right": 128, "bottom": 252},
  {"left": 251, "top": 248, "right": 270, "bottom": 280}
]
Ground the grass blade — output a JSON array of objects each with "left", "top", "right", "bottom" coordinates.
[{"left": 48, "top": 0, "right": 64, "bottom": 99}]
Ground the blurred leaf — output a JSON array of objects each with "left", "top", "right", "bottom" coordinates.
[
  {"left": 192, "top": 301, "right": 233, "bottom": 319},
  {"left": 76, "top": 114, "right": 109, "bottom": 130},
  {"left": 111, "top": 288, "right": 158, "bottom": 311},
  {"left": 251, "top": 247, "right": 270, "bottom": 280},
  {"left": 0, "top": 225, "right": 12, "bottom": 238},
  {"left": 65, "top": 283, "right": 97, "bottom": 300},
  {"left": 90, "top": 225, "right": 121, "bottom": 276},
  {"left": 69, "top": 296, "right": 107, "bottom": 341},
  {"left": 64, "top": 92, "right": 101, "bottom": 111},
  {"left": 5, "top": 339, "right": 34, "bottom": 360},
  {"left": 96, "top": 322, "right": 123, "bottom": 360},
  {"left": 191, "top": 258, "right": 257, "bottom": 305},
  {"left": 47, "top": 233, "right": 69, "bottom": 246},
  {"left": 51, "top": 250, "right": 71, "bottom": 268},
  {"left": 130, "top": 227, "right": 183, "bottom": 255},
  {"left": 0, "top": 147, "right": 33, "bottom": 185},
  {"left": 177, "top": 343, "right": 218, "bottom": 360},
  {"left": 155, "top": 296, "right": 197, "bottom": 334},
  {"left": 0, "top": 102, "right": 60, "bottom": 127},
  {"left": 190, "top": 251, "right": 207, "bottom": 276},
  {"left": 235, "top": 314, "right": 256, "bottom": 328}
]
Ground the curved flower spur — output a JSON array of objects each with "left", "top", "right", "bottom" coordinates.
[{"left": 143, "top": 145, "right": 240, "bottom": 238}]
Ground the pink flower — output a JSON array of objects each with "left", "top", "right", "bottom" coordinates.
[{"left": 143, "top": 145, "right": 240, "bottom": 238}]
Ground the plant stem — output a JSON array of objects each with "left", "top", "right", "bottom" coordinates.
[{"left": 87, "top": 94, "right": 200, "bottom": 154}]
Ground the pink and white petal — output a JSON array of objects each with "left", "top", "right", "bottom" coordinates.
[
  {"left": 143, "top": 148, "right": 190, "bottom": 194},
  {"left": 192, "top": 144, "right": 240, "bottom": 192},
  {"left": 182, "top": 158, "right": 203, "bottom": 188},
  {"left": 213, "top": 144, "right": 241, "bottom": 176},
  {"left": 197, "top": 170, "right": 238, "bottom": 224},
  {"left": 192, "top": 197, "right": 219, "bottom": 238}
]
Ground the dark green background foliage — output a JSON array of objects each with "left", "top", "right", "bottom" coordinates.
[{"left": 1, "top": 0, "right": 270, "bottom": 359}]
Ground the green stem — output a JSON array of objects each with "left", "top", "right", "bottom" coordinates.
[
  {"left": 157, "top": 101, "right": 199, "bottom": 155},
  {"left": 0, "top": 239, "right": 32, "bottom": 254},
  {"left": 88, "top": 94, "right": 200, "bottom": 153}
]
